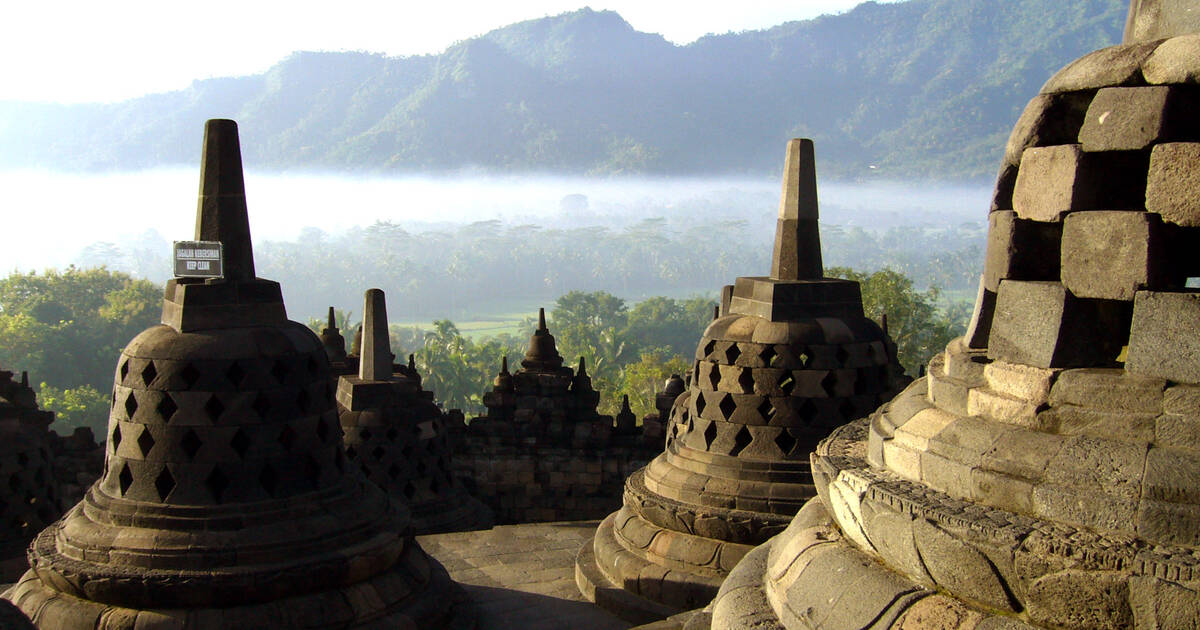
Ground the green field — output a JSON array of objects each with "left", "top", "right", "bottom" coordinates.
[{"left": 387, "top": 288, "right": 719, "bottom": 341}]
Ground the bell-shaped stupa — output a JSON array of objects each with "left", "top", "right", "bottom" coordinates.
[
  {"left": 337, "top": 288, "right": 490, "bottom": 534},
  {"left": 575, "top": 139, "right": 909, "bottom": 623},
  {"left": 318, "top": 306, "right": 348, "bottom": 366},
  {"left": 703, "top": 3, "right": 1200, "bottom": 629},
  {"left": 4, "top": 120, "right": 472, "bottom": 628}
]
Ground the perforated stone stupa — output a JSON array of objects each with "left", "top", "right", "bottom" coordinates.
[
  {"left": 337, "top": 288, "right": 490, "bottom": 534},
  {"left": 456, "top": 309, "right": 660, "bottom": 524},
  {"left": 4, "top": 120, "right": 472, "bottom": 628},
  {"left": 702, "top": 3, "right": 1200, "bottom": 629},
  {"left": 0, "top": 369, "right": 60, "bottom": 582},
  {"left": 575, "top": 139, "right": 909, "bottom": 624}
]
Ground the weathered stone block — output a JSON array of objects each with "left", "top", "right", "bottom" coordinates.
[
  {"left": 925, "top": 416, "right": 1008, "bottom": 469},
  {"left": 944, "top": 338, "right": 989, "bottom": 382},
  {"left": 1164, "top": 383, "right": 1200, "bottom": 414},
  {"left": 1127, "top": 291, "right": 1200, "bottom": 382},
  {"left": 1049, "top": 368, "right": 1166, "bottom": 414},
  {"left": 967, "top": 387, "right": 1043, "bottom": 428},
  {"left": 1061, "top": 210, "right": 1169, "bottom": 300},
  {"left": 1139, "top": 498, "right": 1200, "bottom": 548},
  {"left": 1012, "top": 145, "right": 1148, "bottom": 221},
  {"left": 1146, "top": 142, "right": 1200, "bottom": 227},
  {"left": 1156, "top": 413, "right": 1200, "bottom": 451},
  {"left": 920, "top": 450, "right": 975, "bottom": 498},
  {"left": 1142, "top": 33, "right": 1200, "bottom": 84},
  {"left": 1043, "top": 435, "right": 1146, "bottom": 502},
  {"left": 1026, "top": 570, "right": 1133, "bottom": 630},
  {"left": 1032, "top": 483, "right": 1139, "bottom": 535},
  {"left": 1129, "top": 576, "right": 1200, "bottom": 630},
  {"left": 979, "top": 427, "right": 1065, "bottom": 480},
  {"left": 883, "top": 440, "right": 922, "bottom": 481},
  {"left": 911, "top": 519, "right": 1017, "bottom": 612},
  {"left": 1040, "top": 39, "right": 1161, "bottom": 93},
  {"left": 894, "top": 408, "right": 956, "bottom": 451},
  {"left": 1004, "top": 92, "right": 1095, "bottom": 169},
  {"left": 858, "top": 499, "right": 932, "bottom": 587},
  {"left": 988, "top": 281, "right": 1129, "bottom": 369},
  {"left": 965, "top": 280, "right": 997, "bottom": 350},
  {"left": 1079, "top": 86, "right": 1200, "bottom": 152},
  {"left": 983, "top": 360, "right": 1059, "bottom": 403},
  {"left": 927, "top": 369, "right": 971, "bottom": 417},
  {"left": 778, "top": 541, "right": 926, "bottom": 630},
  {"left": 1049, "top": 405, "right": 1157, "bottom": 444},
  {"left": 983, "top": 211, "right": 1063, "bottom": 292},
  {"left": 991, "top": 164, "right": 1018, "bottom": 212},
  {"left": 973, "top": 466, "right": 1036, "bottom": 513},
  {"left": 1143, "top": 447, "right": 1200, "bottom": 505}
]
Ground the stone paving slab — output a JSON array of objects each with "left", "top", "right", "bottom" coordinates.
[{"left": 419, "top": 520, "right": 631, "bottom": 630}]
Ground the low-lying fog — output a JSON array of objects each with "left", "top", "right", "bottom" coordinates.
[{"left": 0, "top": 168, "right": 991, "bottom": 281}]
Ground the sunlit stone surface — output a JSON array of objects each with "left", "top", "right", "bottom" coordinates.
[
  {"left": 3, "top": 120, "right": 473, "bottom": 629},
  {"left": 697, "top": 3, "right": 1200, "bottom": 629},
  {"left": 575, "top": 139, "right": 909, "bottom": 624}
]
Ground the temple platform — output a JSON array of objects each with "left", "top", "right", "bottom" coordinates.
[{"left": 419, "top": 520, "right": 630, "bottom": 630}]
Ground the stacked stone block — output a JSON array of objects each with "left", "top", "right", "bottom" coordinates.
[{"left": 701, "top": 5, "right": 1200, "bottom": 629}]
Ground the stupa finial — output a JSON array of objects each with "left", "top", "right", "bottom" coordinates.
[
  {"left": 326, "top": 306, "right": 336, "bottom": 331},
  {"left": 770, "top": 138, "right": 823, "bottom": 281},
  {"left": 194, "top": 119, "right": 255, "bottom": 281},
  {"left": 359, "top": 289, "right": 392, "bottom": 382},
  {"left": 538, "top": 307, "right": 548, "bottom": 332}
]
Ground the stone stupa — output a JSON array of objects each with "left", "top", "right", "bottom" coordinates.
[
  {"left": 318, "top": 306, "right": 348, "bottom": 367},
  {"left": 4, "top": 120, "right": 472, "bottom": 629},
  {"left": 701, "top": 3, "right": 1200, "bottom": 629},
  {"left": 337, "top": 288, "right": 491, "bottom": 534},
  {"left": 575, "top": 139, "right": 909, "bottom": 624},
  {"left": 0, "top": 369, "right": 60, "bottom": 582}
]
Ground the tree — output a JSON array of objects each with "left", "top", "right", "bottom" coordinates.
[
  {"left": 416, "top": 320, "right": 485, "bottom": 412},
  {"left": 0, "top": 268, "right": 161, "bottom": 391},
  {"left": 826, "top": 267, "right": 969, "bottom": 375},
  {"left": 611, "top": 350, "right": 689, "bottom": 417},
  {"left": 551, "top": 291, "right": 631, "bottom": 384},
  {"left": 623, "top": 295, "right": 717, "bottom": 359},
  {"left": 37, "top": 383, "right": 109, "bottom": 436}
]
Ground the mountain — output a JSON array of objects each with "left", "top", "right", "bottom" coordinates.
[{"left": 0, "top": 0, "right": 1127, "bottom": 180}]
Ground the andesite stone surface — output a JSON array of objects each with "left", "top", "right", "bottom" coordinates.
[
  {"left": 0, "top": 369, "right": 61, "bottom": 583},
  {"left": 336, "top": 288, "right": 491, "bottom": 535},
  {"left": 456, "top": 310, "right": 661, "bottom": 525},
  {"left": 3, "top": 120, "right": 473, "bottom": 629},
  {"left": 576, "top": 138, "right": 909, "bottom": 624},
  {"left": 694, "top": 6, "right": 1200, "bottom": 630}
]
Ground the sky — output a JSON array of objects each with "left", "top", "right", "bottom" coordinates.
[{"left": 4, "top": 0, "right": 901, "bottom": 103}]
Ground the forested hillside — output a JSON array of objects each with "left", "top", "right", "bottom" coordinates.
[{"left": 0, "top": 0, "right": 1126, "bottom": 179}]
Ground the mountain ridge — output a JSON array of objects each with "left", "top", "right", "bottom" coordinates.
[{"left": 0, "top": 0, "right": 1127, "bottom": 180}]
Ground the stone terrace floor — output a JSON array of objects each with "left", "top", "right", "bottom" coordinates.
[{"left": 418, "top": 520, "right": 631, "bottom": 630}]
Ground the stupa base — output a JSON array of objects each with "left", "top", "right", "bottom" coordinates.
[
  {"left": 574, "top": 528, "right": 681, "bottom": 625},
  {"left": 6, "top": 540, "right": 476, "bottom": 630},
  {"left": 705, "top": 498, "right": 1033, "bottom": 630}
]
